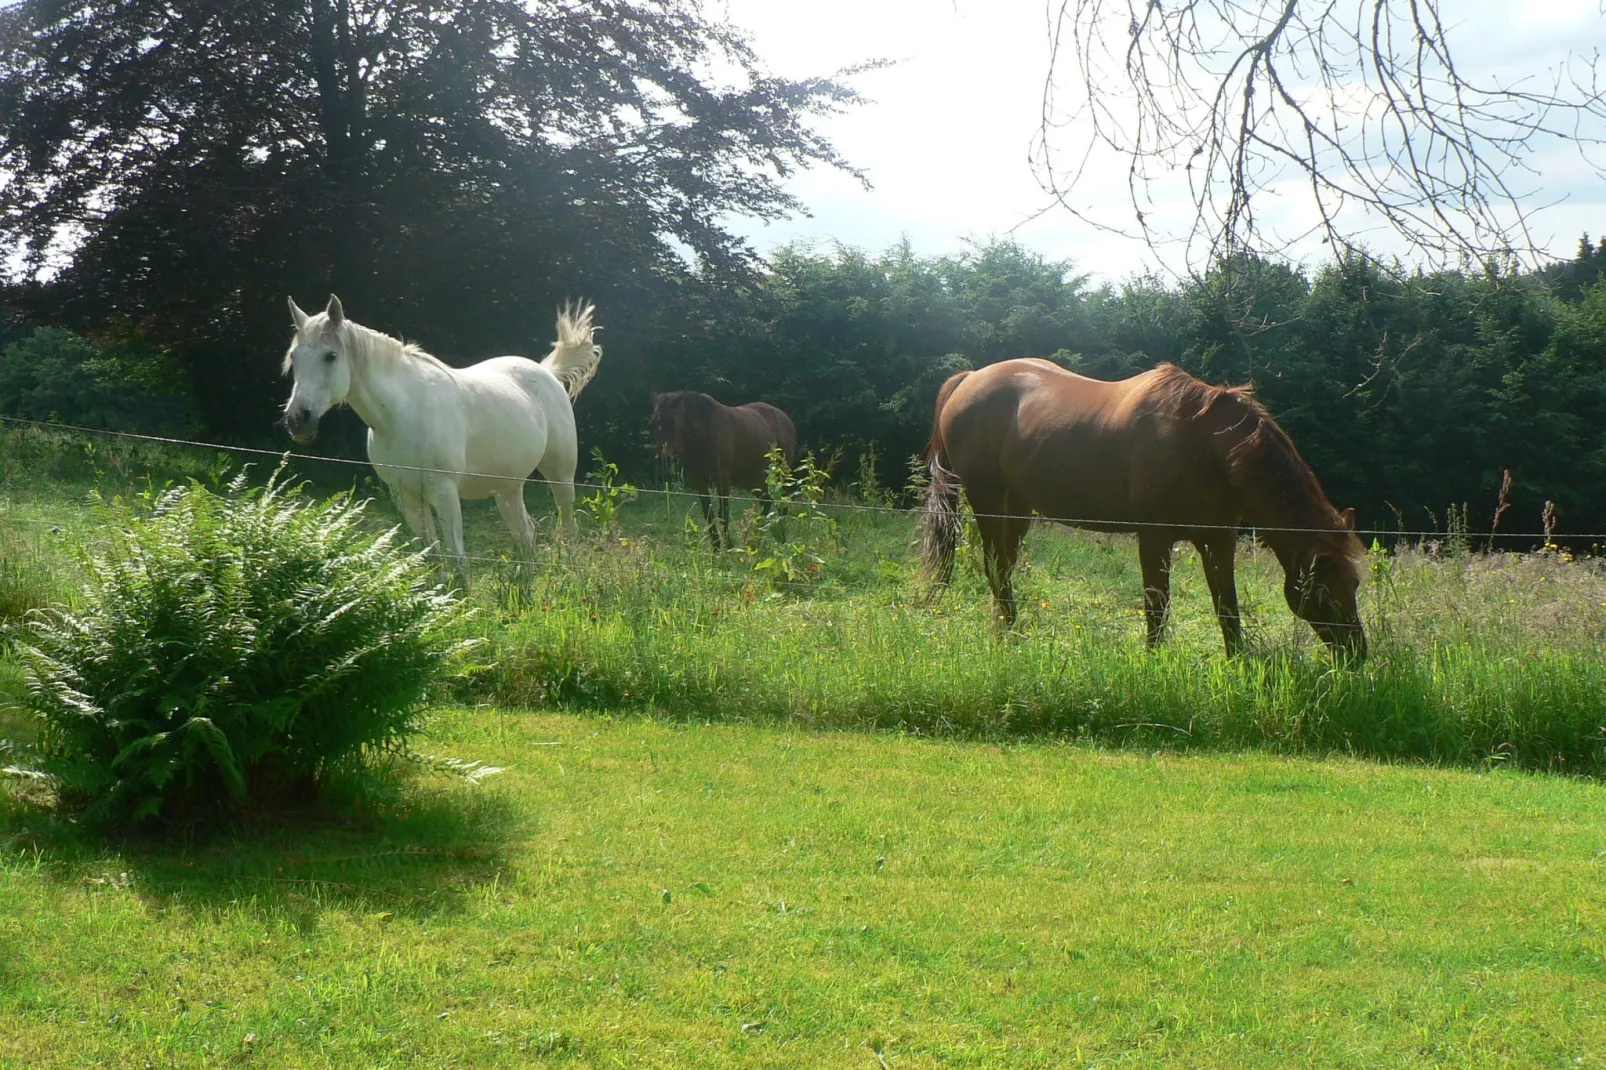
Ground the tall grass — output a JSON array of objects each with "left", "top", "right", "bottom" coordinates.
[
  {"left": 463, "top": 493, "right": 1606, "bottom": 773},
  {"left": 0, "top": 523, "right": 65, "bottom": 638},
  {"left": 4, "top": 431, "right": 1604, "bottom": 776}
]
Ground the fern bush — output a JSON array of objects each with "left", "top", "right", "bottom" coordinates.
[{"left": 10, "top": 468, "right": 469, "bottom": 828}]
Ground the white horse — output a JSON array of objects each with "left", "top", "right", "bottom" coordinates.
[{"left": 281, "top": 294, "right": 602, "bottom": 584}]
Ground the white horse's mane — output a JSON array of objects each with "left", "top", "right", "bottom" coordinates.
[
  {"left": 282, "top": 312, "right": 447, "bottom": 375},
  {"left": 285, "top": 301, "right": 602, "bottom": 401},
  {"left": 344, "top": 318, "right": 449, "bottom": 370}
]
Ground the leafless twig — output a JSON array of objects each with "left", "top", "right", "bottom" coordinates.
[{"left": 1034, "top": 0, "right": 1606, "bottom": 274}]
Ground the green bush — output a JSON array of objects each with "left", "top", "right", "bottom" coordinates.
[{"left": 8, "top": 468, "right": 470, "bottom": 829}]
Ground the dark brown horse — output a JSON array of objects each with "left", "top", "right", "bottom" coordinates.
[
  {"left": 920, "top": 359, "right": 1366, "bottom": 658},
  {"left": 650, "top": 390, "right": 798, "bottom": 549}
]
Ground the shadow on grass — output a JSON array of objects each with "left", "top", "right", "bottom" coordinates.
[{"left": 0, "top": 765, "right": 526, "bottom": 922}]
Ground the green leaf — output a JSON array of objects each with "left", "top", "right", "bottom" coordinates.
[{"left": 181, "top": 717, "right": 246, "bottom": 803}]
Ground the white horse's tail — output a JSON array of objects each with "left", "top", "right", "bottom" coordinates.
[{"left": 543, "top": 301, "right": 603, "bottom": 400}]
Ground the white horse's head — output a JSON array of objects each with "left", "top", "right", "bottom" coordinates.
[{"left": 282, "top": 294, "right": 352, "bottom": 443}]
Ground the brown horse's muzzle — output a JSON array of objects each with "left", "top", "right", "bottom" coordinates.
[{"left": 1319, "top": 621, "right": 1368, "bottom": 662}]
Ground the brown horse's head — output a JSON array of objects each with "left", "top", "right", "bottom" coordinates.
[{"left": 1281, "top": 508, "right": 1367, "bottom": 660}]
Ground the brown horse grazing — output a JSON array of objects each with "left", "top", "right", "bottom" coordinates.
[
  {"left": 920, "top": 359, "right": 1366, "bottom": 659},
  {"left": 650, "top": 390, "right": 798, "bottom": 549}
]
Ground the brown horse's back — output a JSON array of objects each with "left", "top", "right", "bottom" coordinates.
[{"left": 934, "top": 358, "right": 1239, "bottom": 530}]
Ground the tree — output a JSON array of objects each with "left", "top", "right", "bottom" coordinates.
[
  {"left": 0, "top": 0, "right": 868, "bottom": 435},
  {"left": 1035, "top": 1, "right": 1606, "bottom": 273},
  {"left": 0, "top": 327, "right": 194, "bottom": 434}
]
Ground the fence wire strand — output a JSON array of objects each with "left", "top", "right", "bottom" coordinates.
[{"left": 1, "top": 413, "right": 1599, "bottom": 543}]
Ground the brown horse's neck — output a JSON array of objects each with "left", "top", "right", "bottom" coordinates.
[{"left": 1200, "top": 388, "right": 1347, "bottom": 547}]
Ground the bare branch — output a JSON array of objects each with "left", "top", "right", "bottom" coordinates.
[{"left": 1033, "top": 0, "right": 1606, "bottom": 274}]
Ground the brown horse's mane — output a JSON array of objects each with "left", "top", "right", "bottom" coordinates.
[{"left": 1149, "top": 364, "right": 1363, "bottom": 564}]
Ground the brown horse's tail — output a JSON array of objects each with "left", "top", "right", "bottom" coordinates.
[{"left": 919, "top": 371, "right": 971, "bottom": 594}]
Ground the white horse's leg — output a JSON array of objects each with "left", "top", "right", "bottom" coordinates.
[
  {"left": 402, "top": 490, "right": 453, "bottom": 584},
  {"left": 425, "top": 482, "right": 470, "bottom": 587},
  {"left": 539, "top": 454, "right": 579, "bottom": 540},
  {"left": 397, "top": 486, "right": 437, "bottom": 554},
  {"left": 494, "top": 483, "right": 539, "bottom": 559}
]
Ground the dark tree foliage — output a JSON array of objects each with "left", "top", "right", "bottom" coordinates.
[
  {"left": 0, "top": 327, "right": 195, "bottom": 434},
  {"left": 0, "top": 0, "right": 866, "bottom": 435},
  {"left": 634, "top": 237, "right": 1606, "bottom": 543},
  {"left": 632, "top": 240, "right": 1098, "bottom": 477},
  {"left": 2, "top": 0, "right": 1601, "bottom": 543}
]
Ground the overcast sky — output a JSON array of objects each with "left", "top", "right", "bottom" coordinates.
[{"left": 718, "top": 0, "right": 1606, "bottom": 282}]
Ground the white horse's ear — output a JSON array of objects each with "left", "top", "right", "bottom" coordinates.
[
  {"left": 326, "top": 294, "right": 345, "bottom": 325},
  {"left": 288, "top": 296, "right": 309, "bottom": 331}
]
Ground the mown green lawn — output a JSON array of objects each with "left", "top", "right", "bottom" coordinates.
[{"left": 3, "top": 710, "right": 1603, "bottom": 1067}]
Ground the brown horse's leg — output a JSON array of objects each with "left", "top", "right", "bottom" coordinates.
[
  {"left": 977, "top": 512, "right": 1031, "bottom": 627},
  {"left": 1138, "top": 533, "right": 1175, "bottom": 647},
  {"left": 1194, "top": 535, "right": 1244, "bottom": 656}
]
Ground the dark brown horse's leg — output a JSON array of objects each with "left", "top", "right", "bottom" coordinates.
[
  {"left": 1138, "top": 533, "right": 1175, "bottom": 647},
  {"left": 698, "top": 490, "right": 721, "bottom": 550},
  {"left": 718, "top": 478, "right": 732, "bottom": 550},
  {"left": 1195, "top": 535, "right": 1244, "bottom": 656},
  {"left": 977, "top": 512, "right": 1031, "bottom": 627}
]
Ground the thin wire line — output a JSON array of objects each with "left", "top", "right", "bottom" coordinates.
[{"left": 1, "top": 413, "right": 1598, "bottom": 542}]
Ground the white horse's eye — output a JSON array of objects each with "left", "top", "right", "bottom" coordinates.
[{"left": 323, "top": 351, "right": 338, "bottom": 363}]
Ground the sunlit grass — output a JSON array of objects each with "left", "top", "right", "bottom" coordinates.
[
  {"left": 4, "top": 712, "right": 1606, "bottom": 1066},
  {"left": 446, "top": 487, "right": 1606, "bottom": 774}
]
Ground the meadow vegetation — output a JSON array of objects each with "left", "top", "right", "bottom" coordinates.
[
  {"left": 4, "top": 711, "right": 1606, "bottom": 1066},
  {"left": 3, "top": 427, "right": 1603, "bottom": 777}
]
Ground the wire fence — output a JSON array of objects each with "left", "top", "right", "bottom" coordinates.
[
  {"left": 1, "top": 412, "right": 1599, "bottom": 543},
  {"left": 6, "top": 412, "right": 1606, "bottom": 657}
]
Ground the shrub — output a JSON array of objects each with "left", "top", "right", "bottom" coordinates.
[{"left": 8, "top": 467, "right": 470, "bottom": 829}]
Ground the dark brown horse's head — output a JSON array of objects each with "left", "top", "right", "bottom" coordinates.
[
  {"left": 649, "top": 390, "right": 684, "bottom": 458},
  {"left": 1282, "top": 508, "right": 1367, "bottom": 660},
  {"left": 650, "top": 390, "right": 717, "bottom": 461}
]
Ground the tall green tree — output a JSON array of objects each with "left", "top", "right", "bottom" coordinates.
[{"left": 0, "top": 0, "right": 866, "bottom": 435}]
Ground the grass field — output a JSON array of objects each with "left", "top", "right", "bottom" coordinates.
[
  {"left": 4, "top": 712, "right": 1606, "bottom": 1067},
  {"left": 3, "top": 430, "right": 1606, "bottom": 1065}
]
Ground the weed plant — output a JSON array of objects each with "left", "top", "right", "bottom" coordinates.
[{"left": 5, "top": 467, "right": 471, "bottom": 829}]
